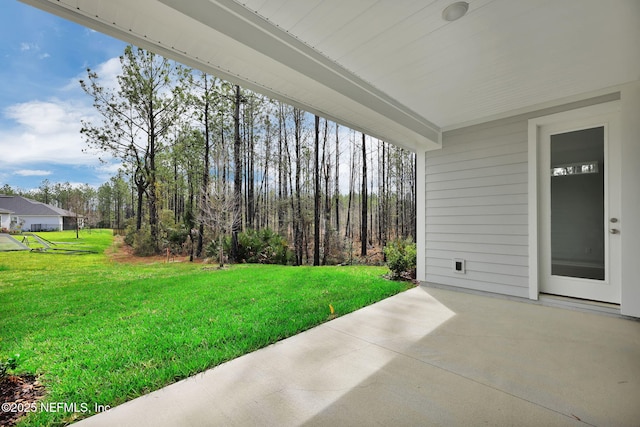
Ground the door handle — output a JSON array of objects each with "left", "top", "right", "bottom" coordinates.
[{"left": 610, "top": 229, "right": 620, "bottom": 234}]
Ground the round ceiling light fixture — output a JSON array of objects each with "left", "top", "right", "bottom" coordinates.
[{"left": 442, "top": 1, "right": 469, "bottom": 22}]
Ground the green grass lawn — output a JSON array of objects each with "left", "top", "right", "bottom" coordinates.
[{"left": 0, "top": 230, "right": 410, "bottom": 426}]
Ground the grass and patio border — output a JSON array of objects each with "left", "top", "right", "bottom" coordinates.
[{"left": 0, "top": 230, "right": 412, "bottom": 426}]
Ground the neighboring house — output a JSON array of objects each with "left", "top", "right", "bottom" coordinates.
[
  {"left": 0, "top": 208, "right": 12, "bottom": 231},
  {"left": 0, "top": 195, "right": 80, "bottom": 232},
  {"left": 23, "top": 1, "right": 640, "bottom": 317}
]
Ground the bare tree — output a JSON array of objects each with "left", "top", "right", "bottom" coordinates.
[{"left": 199, "top": 184, "right": 241, "bottom": 267}]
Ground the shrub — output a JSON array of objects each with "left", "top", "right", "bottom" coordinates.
[
  {"left": 205, "top": 235, "right": 228, "bottom": 266},
  {"left": 0, "top": 353, "right": 20, "bottom": 378},
  {"left": 321, "top": 231, "right": 346, "bottom": 265},
  {"left": 132, "top": 228, "right": 157, "bottom": 256},
  {"left": 224, "top": 229, "right": 291, "bottom": 265},
  {"left": 384, "top": 238, "right": 417, "bottom": 279},
  {"left": 123, "top": 219, "right": 137, "bottom": 247},
  {"left": 123, "top": 219, "right": 161, "bottom": 256},
  {"left": 205, "top": 238, "right": 220, "bottom": 258},
  {"left": 165, "top": 228, "right": 190, "bottom": 255}
]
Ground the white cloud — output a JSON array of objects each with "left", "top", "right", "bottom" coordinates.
[
  {"left": 5, "top": 99, "right": 85, "bottom": 134},
  {"left": 0, "top": 98, "right": 104, "bottom": 167},
  {"left": 15, "top": 169, "right": 52, "bottom": 176},
  {"left": 93, "top": 56, "right": 123, "bottom": 94},
  {"left": 20, "top": 42, "right": 36, "bottom": 51},
  {"left": 67, "top": 56, "right": 121, "bottom": 93},
  {"left": 0, "top": 56, "right": 159, "bottom": 188},
  {"left": 95, "top": 57, "right": 122, "bottom": 86},
  {"left": 0, "top": 55, "right": 130, "bottom": 188},
  {"left": 66, "top": 181, "right": 99, "bottom": 190},
  {"left": 95, "top": 162, "right": 125, "bottom": 182},
  {"left": 97, "top": 162, "right": 124, "bottom": 175}
]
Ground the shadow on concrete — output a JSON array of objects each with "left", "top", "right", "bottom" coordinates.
[{"left": 301, "top": 287, "right": 640, "bottom": 426}]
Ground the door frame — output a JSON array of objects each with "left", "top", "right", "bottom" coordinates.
[{"left": 527, "top": 101, "right": 621, "bottom": 301}]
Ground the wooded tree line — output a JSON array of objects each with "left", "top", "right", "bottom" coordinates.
[{"left": 4, "top": 46, "right": 417, "bottom": 264}]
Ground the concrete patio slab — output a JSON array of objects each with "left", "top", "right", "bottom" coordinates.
[{"left": 75, "top": 286, "right": 640, "bottom": 426}]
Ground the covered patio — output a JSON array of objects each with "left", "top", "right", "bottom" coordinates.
[
  {"left": 75, "top": 286, "right": 640, "bottom": 426},
  {"left": 16, "top": 0, "right": 640, "bottom": 424}
]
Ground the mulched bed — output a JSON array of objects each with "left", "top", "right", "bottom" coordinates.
[{"left": 0, "top": 375, "right": 46, "bottom": 427}]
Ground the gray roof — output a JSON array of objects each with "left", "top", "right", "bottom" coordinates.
[{"left": 0, "top": 195, "right": 77, "bottom": 217}]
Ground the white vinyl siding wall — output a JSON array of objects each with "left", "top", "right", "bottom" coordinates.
[
  {"left": 20, "top": 216, "right": 63, "bottom": 232},
  {"left": 425, "top": 121, "right": 529, "bottom": 298},
  {"left": 423, "top": 93, "right": 620, "bottom": 299}
]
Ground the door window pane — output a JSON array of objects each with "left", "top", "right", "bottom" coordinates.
[{"left": 550, "top": 127, "right": 605, "bottom": 280}]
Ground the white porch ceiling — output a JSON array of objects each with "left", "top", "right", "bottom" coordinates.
[{"left": 20, "top": 0, "right": 640, "bottom": 151}]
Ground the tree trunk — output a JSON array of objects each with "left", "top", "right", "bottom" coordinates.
[
  {"left": 381, "top": 141, "right": 388, "bottom": 259},
  {"left": 197, "top": 74, "right": 211, "bottom": 258},
  {"left": 148, "top": 120, "right": 159, "bottom": 252},
  {"left": 260, "top": 118, "right": 271, "bottom": 230},
  {"left": 247, "top": 102, "right": 255, "bottom": 229},
  {"left": 231, "top": 85, "right": 242, "bottom": 262},
  {"left": 174, "top": 151, "right": 179, "bottom": 224},
  {"left": 135, "top": 178, "right": 144, "bottom": 231},
  {"left": 369, "top": 140, "right": 374, "bottom": 246},
  {"left": 294, "top": 108, "right": 303, "bottom": 265},
  {"left": 322, "top": 119, "right": 331, "bottom": 266},
  {"left": 313, "top": 115, "right": 321, "bottom": 266},
  {"left": 277, "top": 104, "right": 285, "bottom": 236},
  {"left": 360, "top": 133, "right": 367, "bottom": 256},
  {"left": 334, "top": 124, "right": 340, "bottom": 235},
  {"left": 143, "top": 65, "right": 163, "bottom": 254},
  {"left": 345, "top": 136, "right": 354, "bottom": 239}
]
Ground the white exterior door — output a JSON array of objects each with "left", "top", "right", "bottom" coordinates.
[{"left": 538, "top": 109, "right": 621, "bottom": 303}]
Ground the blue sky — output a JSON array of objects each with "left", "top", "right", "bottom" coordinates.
[{"left": 0, "top": 1, "right": 127, "bottom": 191}]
